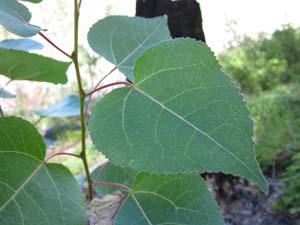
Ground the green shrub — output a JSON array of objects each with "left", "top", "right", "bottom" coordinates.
[
  {"left": 248, "top": 85, "right": 300, "bottom": 166},
  {"left": 219, "top": 25, "right": 300, "bottom": 95},
  {"left": 273, "top": 152, "right": 300, "bottom": 215}
]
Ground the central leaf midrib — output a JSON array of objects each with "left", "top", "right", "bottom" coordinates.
[{"left": 130, "top": 86, "right": 259, "bottom": 180}]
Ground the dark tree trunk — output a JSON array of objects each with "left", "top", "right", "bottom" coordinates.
[{"left": 136, "top": 0, "right": 206, "bottom": 43}]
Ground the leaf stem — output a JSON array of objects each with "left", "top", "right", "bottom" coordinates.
[
  {"left": 72, "top": 0, "right": 93, "bottom": 201},
  {"left": 84, "top": 66, "right": 118, "bottom": 119},
  {"left": 45, "top": 152, "right": 81, "bottom": 163},
  {"left": 39, "top": 32, "right": 72, "bottom": 58},
  {"left": 93, "top": 181, "right": 132, "bottom": 192},
  {"left": 78, "top": 0, "right": 83, "bottom": 8},
  {"left": 85, "top": 81, "right": 133, "bottom": 97}
]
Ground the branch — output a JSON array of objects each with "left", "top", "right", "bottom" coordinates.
[{"left": 39, "top": 32, "right": 72, "bottom": 59}]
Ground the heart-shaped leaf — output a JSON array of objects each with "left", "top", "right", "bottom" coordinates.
[
  {"left": 0, "top": 38, "right": 43, "bottom": 51},
  {"left": 0, "top": 0, "right": 40, "bottom": 37},
  {"left": 0, "top": 117, "right": 86, "bottom": 225},
  {"left": 34, "top": 95, "right": 84, "bottom": 118},
  {"left": 0, "top": 48, "right": 70, "bottom": 84},
  {"left": 89, "top": 38, "right": 268, "bottom": 192},
  {"left": 88, "top": 16, "right": 171, "bottom": 81},
  {"left": 92, "top": 162, "right": 136, "bottom": 196},
  {"left": 115, "top": 173, "right": 224, "bottom": 225}
]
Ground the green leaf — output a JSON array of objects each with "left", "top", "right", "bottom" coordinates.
[
  {"left": 0, "top": 117, "right": 86, "bottom": 225},
  {"left": 92, "top": 162, "right": 136, "bottom": 196},
  {"left": 34, "top": 95, "right": 84, "bottom": 117},
  {"left": 0, "top": 38, "right": 43, "bottom": 51},
  {"left": 19, "top": 0, "right": 43, "bottom": 3},
  {"left": 0, "top": 48, "right": 69, "bottom": 84},
  {"left": 89, "top": 39, "right": 268, "bottom": 193},
  {"left": 115, "top": 173, "right": 224, "bottom": 225},
  {"left": 88, "top": 16, "right": 171, "bottom": 81},
  {"left": 0, "top": 89, "right": 16, "bottom": 98},
  {"left": 0, "top": 0, "right": 41, "bottom": 37}
]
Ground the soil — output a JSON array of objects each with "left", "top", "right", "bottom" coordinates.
[{"left": 212, "top": 177, "right": 300, "bottom": 225}]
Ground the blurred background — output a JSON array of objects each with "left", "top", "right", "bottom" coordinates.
[{"left": 1, "top": 1, "right": 300, "bottom": 224}]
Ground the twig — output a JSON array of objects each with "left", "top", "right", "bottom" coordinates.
[
  {"left": 45, "top": 152, "right": 81, "bottom": 163},
  {"left": 84, "top": 66, "right": 118, "bottom": 119},
  {"left": 78, "top": 0, "right": 83, "bottom": 8},
  {"left": 39, "top": 32, "right": 72, "bottom": 58},
  {"left": 85, "top": 81, "right": 133, "bottom": 96}
]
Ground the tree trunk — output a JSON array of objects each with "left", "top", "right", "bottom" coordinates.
[{"left": 136, "top": 0, "right": 206, "bottom": 43}]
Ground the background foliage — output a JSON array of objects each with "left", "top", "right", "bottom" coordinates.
[{"left": 219, "top": 25, "right": 300, "bottom": 216}]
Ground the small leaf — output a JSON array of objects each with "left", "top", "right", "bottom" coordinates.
[
  {"left": 92, "top": 162, "right": 136, "bottom": 196},
  {"left": 0, "top": 117, "right": 86, "bottom": 225},
  {"left": 0, "top": 0, "right": 41, "bottom": 37},
  {"left": 89, "top": 38, "right": 268, "bottom": 192},
  {"left": 0, "top": 38, "right": 43, "bottom": 51},
  {"left": 115, "top": 173, "right": 224, "bottom": 225},
  {"left": 88, "top": 16, "right": 171, "bottom": 81},
  {"left": 0, "top": 89, "right": 16, "bottom": 98},
  {"left": 34, "top": 95, "right": 84, "bottom": 117},
  {"left": 0, "top": 48, "right": 70, "bottom": 84}
]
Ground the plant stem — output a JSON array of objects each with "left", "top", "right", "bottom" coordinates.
[
  {"left": 85, "top": 81, "right": 133, "bottom": 96},
  {"left": 39, "top": 32, "right": 72, "bottom": 58},
  {"left": 84, "top": 66, "right": 118, "bottom": 119},
  {"left": 93, "top": 181, "right": 132, "bottom": 192},
  {"left": 72, "top": 0, "right": 93, "bottom": 201},
  {"left": 45, "top": 152, "right": 81, "bottom": 163},
  {"left": 78, "top": 0, "right": 83, "bottom": 8}
]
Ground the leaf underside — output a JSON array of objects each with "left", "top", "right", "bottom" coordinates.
[
  {"left": 88, "top": 15, "right": 171, "bottom": 81},
  {"left": 0, "top": 38, "right": 43, "bottom": 51},
  {"left": 89, "top": 38, "right": 268, "bottom": 193},
  {"left": 0, "top": 0, "right": 40, "bottom": 37},
  {"left": 34, "top": 95, "right": 83, "bottom": 118},
  {"left": 0, "top": 89, "right": 16, "bottom": 98},
  {"left": 0, "top": 117, "right": 86, "bottom": 225},
  {"left": 0, "top": 48, "right": 70, "bottom": 84},
  {"left": 115, "top": 173, "right": 224, "bottom": 225}
]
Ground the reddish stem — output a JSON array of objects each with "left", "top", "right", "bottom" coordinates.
[
  {"left": 85, "top": 81, "right": 133, "bottom": 97},
  {"left": 45, "top": 152, "right": 81, "bottom": 163},
  {"left": 78, "top": 0, "right": 83, "bottom": 8},
  {"left": 93, "top": 181, "right": 132, "bottom": 192},
  {"left": 84, "top": 67, "right": 118, "bottom": 119},
  {"left": 39, "top": 32, "right": 72, "bottom": 58},
  {"left": 94, "top": 67, "right": 118, "bottom": 92}
]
